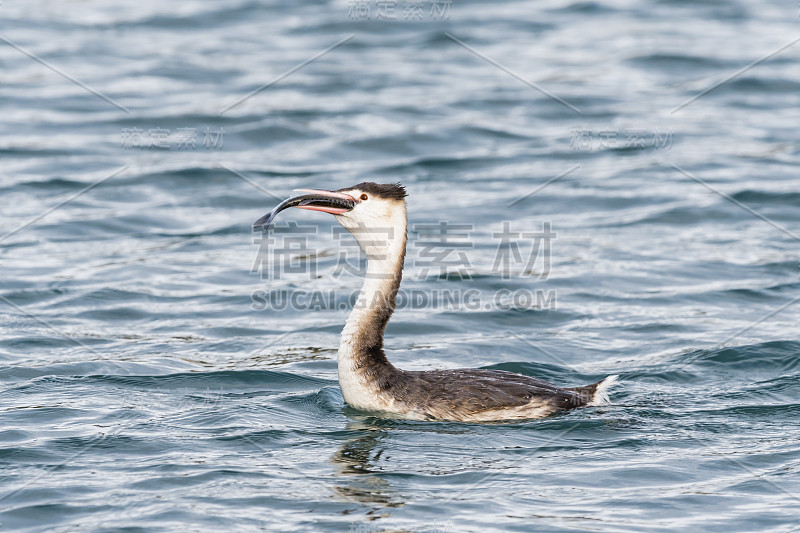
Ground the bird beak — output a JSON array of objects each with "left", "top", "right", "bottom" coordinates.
[{"left": 252, "top": 189, "right": 357, "bottom": 231}]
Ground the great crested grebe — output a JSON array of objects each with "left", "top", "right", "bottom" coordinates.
[{"left": 253, "top": 182, "right": 617, "bottom": 422}]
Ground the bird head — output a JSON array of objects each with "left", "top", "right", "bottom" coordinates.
[
  {"left": 253, "top": 182, "right": 408, "bottom": 256},
  {"left": 254, "top": 182, "right": 406, "bottom": 230}
]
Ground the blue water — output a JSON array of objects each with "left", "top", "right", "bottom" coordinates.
[{"left": 1, "top": 0, "right": 800, "bottom": 531}]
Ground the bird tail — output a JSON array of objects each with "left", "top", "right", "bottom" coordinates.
[{"left": 566, "top": 375, "right": 619, "bottom": 407}]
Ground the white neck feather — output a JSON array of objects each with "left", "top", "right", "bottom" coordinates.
[{"left": 336, "top": 203, "right": 407, "bottom": 410}]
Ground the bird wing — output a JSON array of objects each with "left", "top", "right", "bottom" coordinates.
[{"left": 397, "top": 368, "right": 581, "bottom": 421}]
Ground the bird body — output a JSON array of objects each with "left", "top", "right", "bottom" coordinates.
[{"left": 254, "top": 182, "right": 617, "bottom": 422}]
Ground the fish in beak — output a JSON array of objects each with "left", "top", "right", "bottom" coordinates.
[{"left": 252, "top": 188, "right": 357, "bottom": 231}]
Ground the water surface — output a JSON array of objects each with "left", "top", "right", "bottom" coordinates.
[{"left": 1, "top": 0, "right": 799, "bottom": 531}]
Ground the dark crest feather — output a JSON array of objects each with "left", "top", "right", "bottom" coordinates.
[{"left": 338, "top": 182, "right": 407, "bottom": 201}]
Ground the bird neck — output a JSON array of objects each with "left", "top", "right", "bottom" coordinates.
[{"left": 337, "top": 206, "right": 407, "bottom": 404}]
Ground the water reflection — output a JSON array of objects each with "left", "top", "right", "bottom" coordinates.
[{"left": 330, "top": 419, "right": 403, "bottom": 508}]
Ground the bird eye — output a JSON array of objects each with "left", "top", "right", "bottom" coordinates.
[{"left": 360, "top": 193, "right": 368, "bottom": 201}]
